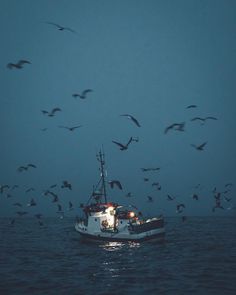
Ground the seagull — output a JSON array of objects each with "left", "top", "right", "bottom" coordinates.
[
  {"left": 112, "top": 137, "right": 133, "bottom": 151},
  {"left": 143, "top": 178, "right": 149, "bottom": 182},
  {"left": 61, "top": 181, "right": 72, "bottom": 190},
  {"left": 190, "top": 116, "right": 217, "bottom": 124},
  {"left": 176, "top": 204, "right": 185, "bottom": 213},
  {"left": 46, "top": 22, "right": 77, "bottom": 33},
  {"left": 7, "top": 60, "right": 31, "bottom": 69},
  {"left": 58, "top": 125, "right": 83, "bottom": 131},
  {"left": 186, "top": 105, "right": 197, "bottom": 109},
  {"left": 52, "top": 194, "right": 59, "bottom": 203},
  {"left": 125, "top": 192, "right": 133, "bottom": 198},
  {"left": 108, "top": 180, "right": 122, "bottom": 190},
  {"left": 0, "top": 184, "right": 10, "bottom": 194},
  {"left": 164, "top": 122, "right": 185, "bottom": 134},
  {"left": 50, "top": 184, "right": 57, "bottom": 189},
  {"left": 191, "top": 142, "right": 207, "bottom": 151},
  {"left": 167, "top": 194, "right": 175, "bottom": 201},
  {"left": 27, "top": 198, "right": 37, "bottom": 207},
  {"left": 192, "top": 194, "right": 199, "bottom": 200},
  {"left": 72, "top": 89, "right": 93, "bottom": 99},
  {"left": 225, "top": 183, "right": 233, "bottom": 188},
  {"left": 120, "top": 114, "right": 141, "bottom": 127},
  {"left": 41, "top": 107, "right": 61, "bottom": 117},
  {"left": 17, "top": 164, "right": 37, "bottom": 172},
  {"left": 147, "top": 196, "right": 153, "bottom": 202},
  {"left": 25, "top": 187, "right": 35, "bottom": 193},
  {"left": 141, "top": 167, "right": 160, "bottom": 172},
  {"left": 68, "top": 201, "right": 73, "bottom": 211}
]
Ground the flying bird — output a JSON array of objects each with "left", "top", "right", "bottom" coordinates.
[
  {"left": 27, "top": 198, "right": 37, "bottom": 207},
  {"left": 141, "top": 167, "right": 160, "bottom": 172},
  {"left": 120, "top": 114, "right": 141, "bottom": 127},
  {"left": 0, "top": 184, "right": 10, "bottom": 194},
  {"left": 41, "top": 107, "right": 61, "bottom": 117},
  {"left": 176, "top": 204, "right": 185, "bottom": 213},
  {"left": 13, "top": 203, "right": 22, "bottom": 207},
  {"left": 164, "top": 122, "right": 185, "bottom": 134},
  {"left": 46, "top": 22, "right": 77, "bottom": 33},
  {"left": 58, "top": 125, "right": 83, "bottom": 131},
  {"left": 112, "top": 137, "right": 133, "bottom": 151},
  {"left": 190, "top": 116, "right": 217, "bottom": 124},
  {"left": 25, "top": 187, "right": 35, "bottom": 193},
  {"left": 192, "top": 194, "right": 199, "bottom": 200},
  {"left": 191, "top": 142, "right": 207, "bottom": 151},
  {"left": 147, "top": 196, "right": 153, "bottom": 202},
  {"left": 167, "top": 194, "right": 175, "bottom": 201},
  {"left": 108, "top": 180, "right": 122, "bottom": 190},
  {"left": 61, "top": 181, "right": 72, "bottom": 190},
  {"left": 7, "top": 60, "right": 31, "bottom": 69},
  {"left": 72, "top": 89, "right": 93, "bottom": 99},
  {"left": 17, "top": 164, "right": 36, "bottom": 172},
  {"left": 186, "top": 105, "right": 197, "bottom": 109}
]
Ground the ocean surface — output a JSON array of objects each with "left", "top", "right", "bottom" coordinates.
[{"left": 0, "top": 216, "right": 236, "bottom": 295}]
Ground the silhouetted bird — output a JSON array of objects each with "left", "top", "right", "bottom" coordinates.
[
  {"left": 52, "top": 195, "right": 59, "bottom": 203},
  {"left": 190, "top": 116, "right": 217, "bottom": 124},
  {"left": 46, "top": 22, "right": 77, "bottom": 33},
  {"left": 120, "top": 114, "right": 141, "bottom": 127},
  {"left": 191, "top": 142, "right": 207, "bottom": 151},
  {"left": 108, "top": 180, "right": 122, "bottom": 190},
  {"left": 192, "top": 194, "right": 199, "bottom": 200},
  {"left": 72, "top": 89, "right": 93, "bottom": 99},
  {"left": 50, "top": 184, "right": 57, "bottom": 189},
  {"left": 61, "top": 181, "right": 72, "bottom": 190},
  {"left": 152, "top": 182, "right": 161, "bottom": 190},
  {"left": 57, "top": 204, "right": 63, "bottom": 212},
  {"left": 225, "top": 183, "right": 232, "bottom": 188},
  {"left": 0, "top": 184, "right": 10, "bottom": 194},
  {"left": 27, "top": 198, "right": 37, "bottom": 207},
  {"left": 167, "top": 194, "right": 175, "bottom": 201},
  {"left": 186, "top": 105, "right": 197, "bottom": 109},
  {"left": 68, "top": 201, "right": 73, "bottom": 211},
  {"left": 41, "top": 108, "right": 61, "bottom": 117},
  {"left": 112, "top": 137, "right": 133, "bottom": 151},
  {"left": 143, "top": 178, "right": 149, "bottom": 182},
  {"left": 17, "top": 164, "right": 36, "bottom": 172},
  {"left": 176, "top": 204, "right": 185, "bottom": 213},
  {"left": 7, "top": 60, "right": 31, "bottom": 69},
  {"left": 147, "top": 196, "right": 153, "bottom": 202},
  {"left": 58, "top": 125, "right": 83, "bottom": 131},
  {"left": 141, "top": 167, "right": 160, "bottom": 172},
  {"left": 164, "top": 122, "right": 185, "bottom": 134},
  {"left": 25, "top": 187, "right": 35, "bottom": 193}
]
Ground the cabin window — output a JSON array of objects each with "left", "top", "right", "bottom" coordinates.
[
  {"left": 95, "top": 218, "right": 97, "bottom": 222},
  {"left": 120, "top": 221, "right": 123, "bottom": 224}
]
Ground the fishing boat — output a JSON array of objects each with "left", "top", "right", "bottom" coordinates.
[{"left": 75, "top": 150, "right": 165, "bottom": 242}]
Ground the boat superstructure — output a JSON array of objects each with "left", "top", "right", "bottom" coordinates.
[{"left": 75, "top": 150, "right": 165, "bottom": 242}]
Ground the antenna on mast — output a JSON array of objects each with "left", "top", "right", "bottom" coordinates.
[{"left": 97, "top": 147, "right": 107, "bottom": 203}]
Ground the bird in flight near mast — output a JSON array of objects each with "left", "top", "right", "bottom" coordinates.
[
  {"left": 164, "top": 122, "right": 185, "bottom": 134},
  {"left": 46, "top": 22, "right": 77, "bottom": 33},
  {"left": 112, "top": 137, "right": 133, "bottom": 151},
  {"left": 41, "top": 108, "right": 61, "bottom": 117},
  {"left": 120, "top": 114, "right": 141, "bottom": 127}
]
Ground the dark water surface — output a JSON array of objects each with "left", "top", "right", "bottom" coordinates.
[{"left": 0, "top": 217, "right": 236, "bottom": 294}]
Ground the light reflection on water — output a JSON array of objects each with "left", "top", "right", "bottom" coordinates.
[{"left": 99, "top": 241, "right": 141, "bottom": 251}]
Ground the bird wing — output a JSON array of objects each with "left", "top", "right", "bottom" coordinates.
[
  {"left": 41, "top": 110, "right": 49, "bottom": 114},
  {"left": 112, "top": 141, "right": 125, "bottom": 148},
  {"left": 51, "top": 107, "right": 61, "bottom": 115},
  {"left": 205, "top": 116, "right": 217, "bottom": 120},
  {"left": 114, "top": 181, "right": 122, "bottom": 190},
  {"left": 199, "top": 142, "right": 207, "bottom": 149},
  {"left": 186, "top": 105, "right": 197, "bottom": 108},
  {"left": 46, "top": 22, "right": 62, "bottom": 29},
  {"left": 28, "top": 164, "right": 36, "bottom": 168},
  {"left": 130, "top": 116, "right": 141, "bottom": 127},
  {"left": 18, "top": 60, "right": 31, "bottom": 66},
  {"left": 190, "top": 117, "right": 205, "bottom": 121},
  {"left": 82, "top": 89, "right": 93, "bottom": 96},
  {"left": 127, "top": 137, "right": 133, "bottom": 146}
]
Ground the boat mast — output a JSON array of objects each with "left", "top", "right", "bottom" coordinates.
[{"left": 98, "top": 149, "right": 107, "bottom": 203}]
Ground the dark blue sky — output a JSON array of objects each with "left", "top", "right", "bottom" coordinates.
[{"left": 0, "top": 0, "right": 235, "bottom": 217}]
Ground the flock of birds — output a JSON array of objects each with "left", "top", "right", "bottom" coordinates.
[{"left": 2, "top": 21, "right": 234, "bottom": 226}]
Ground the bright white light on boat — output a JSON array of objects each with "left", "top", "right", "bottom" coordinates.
[{"left": 129, "top": 211, "right": 135, "bottom": 218}]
